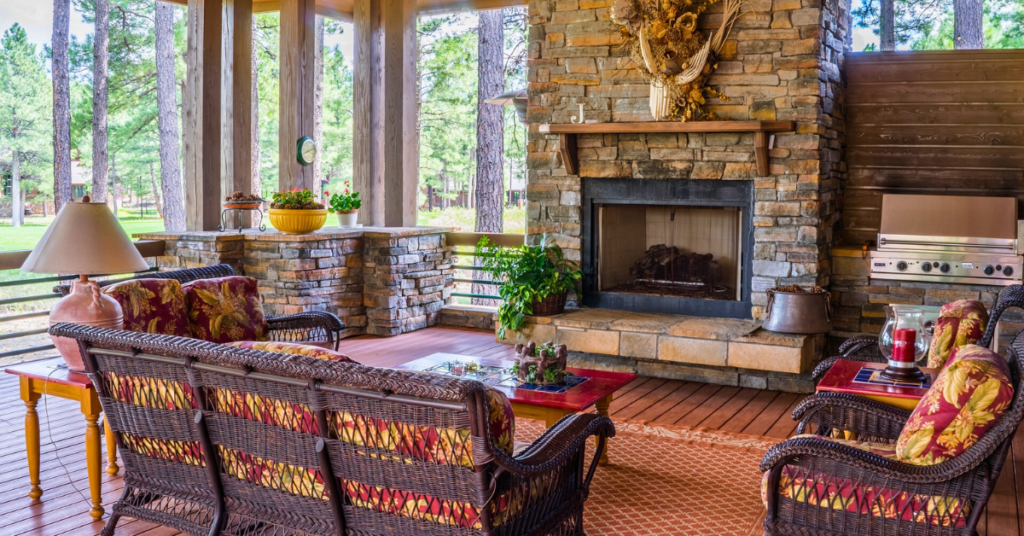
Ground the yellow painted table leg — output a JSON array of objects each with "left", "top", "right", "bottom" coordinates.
[
  {"left": 594, "top": 394, "right": 611, "bottom": 466},
  {"left": 104, "top": 416, "right": 119, "bottom": 475},
  {"left": 22, "top": 387, "right": 43, "bottom": 501},
  {"left": 84, "top": 412, "right": 105, "bottom": 521}
]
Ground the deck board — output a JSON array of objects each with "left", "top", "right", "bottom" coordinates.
[{"left": 1, "top": 326, "right": 1020, "bottom": 536}]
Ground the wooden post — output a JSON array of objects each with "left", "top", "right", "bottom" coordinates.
[
  {"left": 383, "top": 0, "right": 418, "bottom": 227},
  {"left": 353, "top": 0, "right": 385, "bottom": 226},
  {"left": 279, "top": 0, "right": 316, "bottom": 192},
  {"left": 223, "top": 0, "right": 253, "bottom": 227}
]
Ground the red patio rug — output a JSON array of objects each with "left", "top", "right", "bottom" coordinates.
[{"left": 517, "top": 418, "right": 775, "bottom": 536}]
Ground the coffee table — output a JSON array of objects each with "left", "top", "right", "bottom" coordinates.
[
  {"left": 817, "top": 359, "right": 937, "bottom": 410},
  {"left": 398, "top": 352, "right": 637, "bottom": 465}
]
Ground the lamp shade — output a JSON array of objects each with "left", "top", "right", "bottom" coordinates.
[{"left": 21, "top": 201, "right": 150, "bottom": 275}]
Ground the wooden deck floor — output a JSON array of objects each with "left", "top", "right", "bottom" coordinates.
[{"left": 1, "top": 326, "right": 1022, "bottom": 535}]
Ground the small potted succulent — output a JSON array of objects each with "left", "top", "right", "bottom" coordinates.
[
  {"left": 267, "top": 188, "right": 328, "bottom": 234},
  {"left": 511, "top": 341, "right": 570, "bottom": 385},
  {"left": 325, "top": 185, "right": 361, "bottom": 229},
  {"left": 223, "top": 191, "right": 263, "bottom": 209}
]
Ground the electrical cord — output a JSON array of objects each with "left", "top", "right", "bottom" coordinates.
[{"left": 42, "top": 363, "right": 95, "bottom": 510}]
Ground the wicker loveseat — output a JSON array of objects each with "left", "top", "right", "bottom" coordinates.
[
  {"left": 53, "top": 323, "right": 614, "bottom": 536},
  {"left": 56, "top": 264, "right": 347, "bottom": 350},
  {"left": 760, "top": 332, "right": 1024, "bottom": 535}
]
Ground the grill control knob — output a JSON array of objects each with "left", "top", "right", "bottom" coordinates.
[
  {"left": 921, "top": 263, "right": 932, "bottom": 273},
  {"left": 984, "top": 265, "right": 996, "bottom": 276},
  {"left": 1004, "top": 266, "right": 1014, "bottom": 277},
  {"left": 940, "top": 263, "right": 951, "bottom": 273},
  {"left": 896, "top": 261, "right": 908, "bottom": 272}
]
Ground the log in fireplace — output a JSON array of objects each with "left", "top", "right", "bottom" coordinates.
[{"left": 581, "top": 179, "right": 754, "bottom": 319}]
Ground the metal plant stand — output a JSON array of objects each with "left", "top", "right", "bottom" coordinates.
[{"left": 219, "top": 207, "right": 265, "bottom": 233}]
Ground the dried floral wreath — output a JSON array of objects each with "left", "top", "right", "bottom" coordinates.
[{"left": 611, "top": 0, "right": 747, "bottom": 121}]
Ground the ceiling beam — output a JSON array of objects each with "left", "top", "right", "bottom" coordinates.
[{"left": 163, "top": 0, "right": 527, "bottom": 21}]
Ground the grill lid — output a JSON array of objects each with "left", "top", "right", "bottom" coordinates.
[{"left": 877, "top": 194, "right": 1018, "bottom": 254}]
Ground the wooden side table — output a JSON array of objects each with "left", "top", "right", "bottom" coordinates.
[
  {"left": 6, "top": 357, "right": 119, "bottom": 521},
  {"left": 817, "top": 359, "right": 936, "bottom": 410}
]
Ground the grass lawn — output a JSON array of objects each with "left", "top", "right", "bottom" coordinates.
[{"left": 0, "top": 214, "right": 166, "bottom": 251}]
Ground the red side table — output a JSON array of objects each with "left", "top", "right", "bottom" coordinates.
[{"left": 817, "top": 359, "right": 937, "bottom": 410}]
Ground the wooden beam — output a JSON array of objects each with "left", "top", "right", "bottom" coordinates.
[
  {"left": 353, "top": 0, "right": 385, "bottom": 226},
  {"left": 279, "top": 0, "right": 317, "bottom": 192},
  {"left": 183, "top": 0, "right": 203, "bottom": 231},
  {"left": 230, "top": 0, "right": 254, "bottom": 214},
  {"left": 184, "top": 0, "right": 224, "bottom": 231},
  {"left": 383, "top": 0, "right": 418, "bottom": 227}
]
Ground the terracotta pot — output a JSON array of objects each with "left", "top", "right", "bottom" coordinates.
[
  {"left": 336, "top": 210, "right": 358, "bottom": 228},
  {"left": 531, "top": 292, "right": 568, "bottom": 316},
  {"left": 49, "top": 279, "right": 123, "bottom": 372},
  {"left": 268, "top": 208, "right": 328, "bottom": 234},
  {"left": 223, "top": 201, "right": 263, "bottom": 210}
]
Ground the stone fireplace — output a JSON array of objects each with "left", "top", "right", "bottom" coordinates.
[{"left": 582, "top": 178, "right": 753, "bottom": 318}]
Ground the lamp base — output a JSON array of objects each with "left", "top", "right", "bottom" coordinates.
[{"left": 49, "top": 277, "right": 123, "bottom": 373}]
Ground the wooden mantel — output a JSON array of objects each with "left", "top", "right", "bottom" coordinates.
[{"left": 538, "top": 121, "right": 796, "bottom": 177}]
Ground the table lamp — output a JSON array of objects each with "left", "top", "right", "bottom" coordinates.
[{"left": 21, "top": 198, "right": 150, "bottom": 372}]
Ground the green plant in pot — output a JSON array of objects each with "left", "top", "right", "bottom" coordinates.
[{"left": 478, "top": 234, "right": 582, "bottom": 339}]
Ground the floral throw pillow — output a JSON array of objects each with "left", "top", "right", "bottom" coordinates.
[
  {"left": 895, "top": 344, "right": 1013, "bottom": 466},
  {"left": 928, "top": 299, "right": 988, "bottom": 369},
  {"left": 103, "top": 279, "right": 190, "bottom": 337},
  {"left": 227, "top": 340, "right": 355, "bottom": 363},
  {"left": 182, "top": 276, "right": 268, "bottom": 344}
]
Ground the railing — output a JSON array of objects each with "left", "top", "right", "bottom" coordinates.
[
  {"left": 446, "top": 232, "right": 524, "bottom": 303},
  {"left": 0, "top": 240, "right": 165, "bottom": 363}
]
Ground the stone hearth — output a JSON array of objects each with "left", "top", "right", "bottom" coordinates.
[{"left": 500, "top": 309, "right": 822, "bottom": 392}]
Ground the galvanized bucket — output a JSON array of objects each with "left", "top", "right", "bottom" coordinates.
[{"left": 763, "top": 287, "right": 832, "bottom": 334}]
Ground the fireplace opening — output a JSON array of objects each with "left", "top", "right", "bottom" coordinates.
[
  {"left": 598, "top": 204, "right": 742, "bottom": 301},
  {"left": 582, "top": 179, "right": 753, "bottom": 319}
]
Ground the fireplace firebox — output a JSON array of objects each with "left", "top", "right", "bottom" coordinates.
[{"left": 582, "top": 179, "right": 753, "bottom": 319}]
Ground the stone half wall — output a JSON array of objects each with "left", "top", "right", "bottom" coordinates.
[
  {"left": 138, "top": 227, "right": 454, "bottom": 338},
  {"left": 526, "top": 0, "right": 853, "bottom": 318}
]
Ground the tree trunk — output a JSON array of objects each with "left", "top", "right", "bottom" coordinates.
[
  {"left": 150, "top": 162, "right": 164, "bottom": 219},
  {"left": 52, "top": 0, "right": 73, "bottom": 213},
  {"left": 91, "top": 0, "right": 110, "bottom": 204},
  {"left": 251, "top": 19, "right": 261, "bottom": 197},
  {"left": 313, "top": 16, "right": 325, "bottom": 190},
  {"left": 11, "top": 149, "right": 21, "bottom": 227},
  {"left": 474, "top": 9, "right": 505, "bottom": 304},
  {"left": 111, "top": 154, "right": 118, "bottom": 216},
  {"left": 954, "top": 0, "right": 984, "bottom": 49},
  {"left": 880, "top": 0, "right": 895, "bottom": 51},
  {"left": 155, "top": 0, "right": 186, "bottom": 231}
]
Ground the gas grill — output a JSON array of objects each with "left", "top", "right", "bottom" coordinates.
[{"left": 869, "top": 194, "right": 1023, "bottom": 286}]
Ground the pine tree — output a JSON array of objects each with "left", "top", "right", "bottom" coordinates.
[
  {"left": 52, "top": 0, "right": 74, "bottom": 212},
  {"left": 475, "top": 9, "right": 504, "bottom": 234},
  {"left": 91, "top": 0, "right": 110, "bottom": 204}
]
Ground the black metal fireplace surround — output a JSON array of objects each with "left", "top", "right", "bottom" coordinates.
[{"left": 581, "top": 178, "right": 754, "bottom": 319}]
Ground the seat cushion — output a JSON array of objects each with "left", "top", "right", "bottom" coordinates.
[
  {"left": 103, "top": 279, "right": 190, "bottom": 337},
  {"left": 927, "top": 299, "right": 988, "bottom": 368},
  {"left": 226, "top": 340, "right": 355, "bottom": 363},
  {"left": 896, "top": 344, "right": 1013, "bottom": 465},
  {"left": 761, "top": 435, "right": 969, "bottom": 527},
  {"left": 182, "top": 276, "right": 268, "bottom": 344}
]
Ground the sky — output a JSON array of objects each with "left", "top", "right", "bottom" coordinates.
[{"left": 0, "top": 2, "right": 354, "bottom": 67}]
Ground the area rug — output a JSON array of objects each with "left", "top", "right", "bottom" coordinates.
[{"left": 516, "top": 418, "right": 776, "bottom": 536}]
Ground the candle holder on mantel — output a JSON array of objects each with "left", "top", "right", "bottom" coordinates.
[{"left": 878, "top": 305, "right": 930, "bottom": 384}]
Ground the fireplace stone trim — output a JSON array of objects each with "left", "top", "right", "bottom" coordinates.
[{"left": 581, "top": 178, "right": 754, "bottom": 319}]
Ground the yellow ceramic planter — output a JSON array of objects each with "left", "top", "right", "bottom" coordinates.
[{"left": 268, "top": 208, "right": 328, "bottom": 234}]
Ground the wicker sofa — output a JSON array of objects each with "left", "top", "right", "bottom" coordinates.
[
  {"left": 53, "top": 323, "right": 614, "bottom": 536},
  {"left": 56, "top": 264, "right": 347, "bottom": 350}
]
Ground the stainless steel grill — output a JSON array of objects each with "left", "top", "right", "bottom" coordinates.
[{"left": 869, "top": 194, "right": 1023, "bottom": 285}]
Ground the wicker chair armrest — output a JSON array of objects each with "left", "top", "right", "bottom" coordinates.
[
  {"left": 793, "top": 392, "right": 910, "bottom": 439},
  {"left": 758, "top": 435, "right": 983, "bottom": 484},
  {"left": 266, "top": 312, "right": 346, "bottom": 350},
  {"left": 493, "top": 413, "right": 614, "bottom": 478},
  {"left": 838, "top": 335, "right": 879, "bottom": 357}
]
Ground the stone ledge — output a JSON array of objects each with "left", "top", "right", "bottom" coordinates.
[
  {"left": 136, "top": 226, "right": 456, "bottom": 243},
  {"left": 439, "top": 305, "right": 497, "bottom": 330},
  {"left": 499, "top": 308, "right": 822, "bottom": 376}
]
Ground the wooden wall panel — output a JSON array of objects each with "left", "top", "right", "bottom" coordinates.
[{"left": 843, "top": 50, "right": 1024, "bottom": 245}]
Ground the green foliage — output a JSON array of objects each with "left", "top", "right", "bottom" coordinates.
[
  {"left": 0, "top": 23, "right": 53, "bottom": 196},
  {"left": 325, "top": 185, "right": 361, "bottom": 213},
  {"left": 419, "top": 205, "right": 526, "bottom": 232},
  {"left": 270, "top": 188, "right": 323, "bottom": 209},
  {"left": 852, "top": 0, "right": 1024, "bottom": 49},
  {"left": 478, "top": 234, "right": 582, "bottom": 339}
]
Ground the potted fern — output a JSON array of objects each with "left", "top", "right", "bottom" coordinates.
[{"left": 477, "top": 235, "right": 582, "bottom": 339}]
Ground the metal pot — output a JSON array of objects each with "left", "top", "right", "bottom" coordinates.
[{"left": 763, "top": 288, "right": 832, "bottom": 334}]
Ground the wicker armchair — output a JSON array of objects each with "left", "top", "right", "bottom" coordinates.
[
  {"left": 761, "top": 336, "right": 1024, "bottom": 536},
  {"left": 56, "top": 263, "right": 347, "bottom": 350},
  {"left": 55, "top": 324, "right": 613, "bottom": 536}
]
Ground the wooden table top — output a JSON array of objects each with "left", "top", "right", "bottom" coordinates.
[
  {"left": 4, "top": 357, "right": 93, "bottom": 389},
  {"left": 398, "top": 352, "right": 637, "bottom": 412},
  {"left": 817, "top": 359, "right": 936, "bottom": 402}
]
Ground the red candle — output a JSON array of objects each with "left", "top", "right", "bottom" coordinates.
[{"left": 892, "top": 328, "right": 917, "bottom": 363}]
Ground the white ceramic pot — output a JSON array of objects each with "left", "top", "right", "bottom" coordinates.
[{"left": 336, "top": 210, "right": 359, "bottom": 228}]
